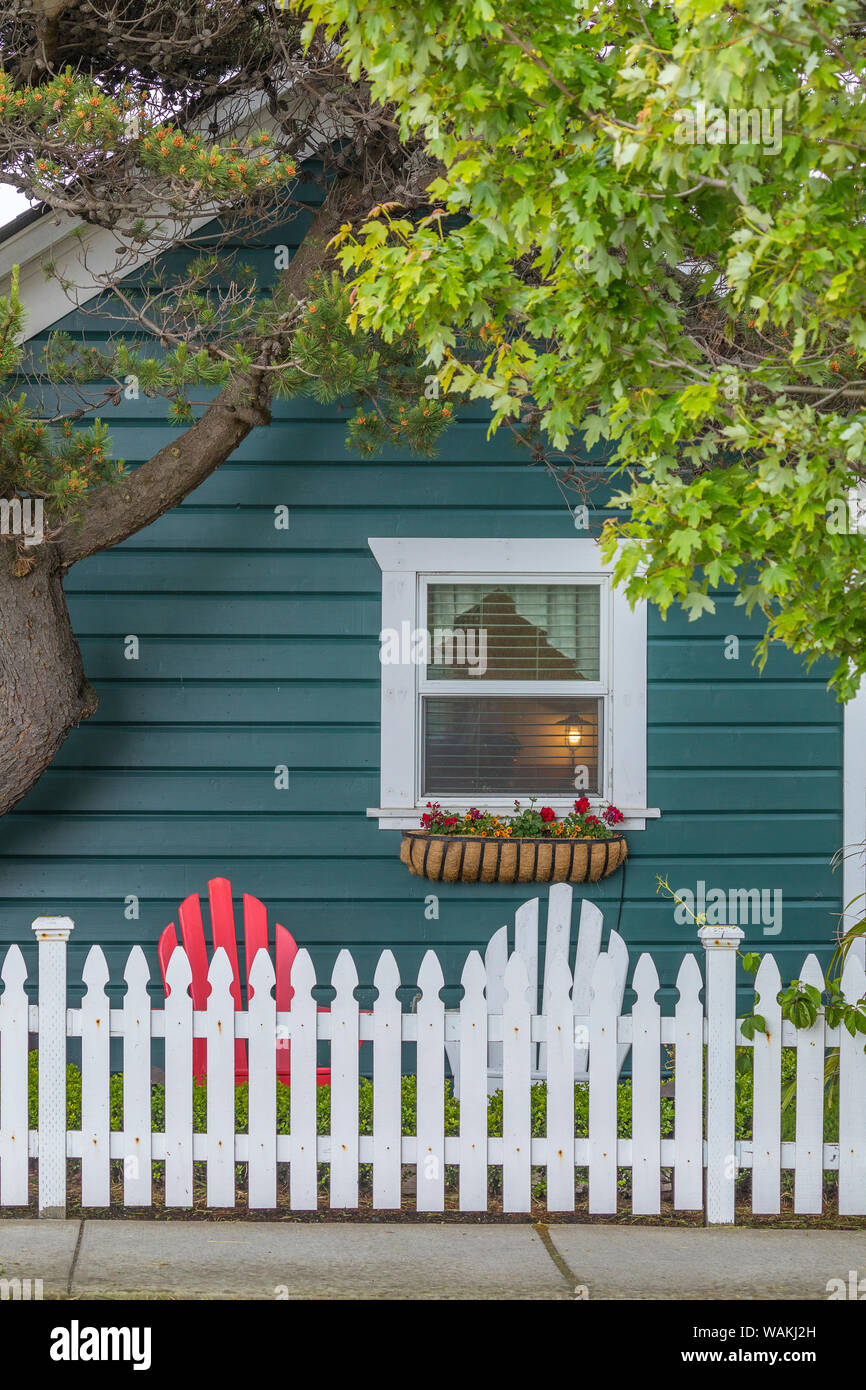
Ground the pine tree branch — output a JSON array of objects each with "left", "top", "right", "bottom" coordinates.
[{"left": 54, "top": 171, "right": 366, "bottom": 569}]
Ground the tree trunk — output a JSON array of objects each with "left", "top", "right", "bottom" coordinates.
[
  {"left": 0, "top": 538, "right": 96, "bottom": 817},
  {"left": 0, "top": 170, "right": 373, "bottom": 818}
]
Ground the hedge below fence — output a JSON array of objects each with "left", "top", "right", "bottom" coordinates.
[
  {"left": 18, "top": 1048, "right": 835, "bottom": 1143},
  {"left": 3, "top": 1051, "right": 840, "bottom": 1202}
]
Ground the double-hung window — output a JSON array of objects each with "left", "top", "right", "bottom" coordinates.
[
  {"left": 421, "top": 578, "right": 605, "bottom": 797},
  {"left": 368, "top": 539, "right": 657, "bottom": 830}
]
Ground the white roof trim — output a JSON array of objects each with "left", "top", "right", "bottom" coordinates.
[
  {"left": 2, "top": 213, "right": 200, "bottom": 341},
  {"left": 0, "top": 89, "right": 337, "bottom": 342},
  {"left": 369, "top": 537, "right": 613, "bottom": 573}
]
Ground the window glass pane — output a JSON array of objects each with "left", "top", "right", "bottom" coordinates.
[
  {"left": 422, "top": 696, "right": 602, "bottom": 796},
  {"left": 425, "top": 582, "right": 600, "bottom": 681}
]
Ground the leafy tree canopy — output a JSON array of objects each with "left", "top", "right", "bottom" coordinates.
[{"left": 299, "top": 0, "right": 866, "bottom": 698}]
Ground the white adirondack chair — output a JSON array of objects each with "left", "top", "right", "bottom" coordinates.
[{"left": 444, "top": 882, "right": 630, "bottom": 1098}]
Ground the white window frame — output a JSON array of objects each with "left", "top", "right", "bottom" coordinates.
[
  {"left": 418, "top": 571, "right": 609, "bottom": 802},
  {"left": 844, "top": 681, "right": 866, "bottom": 966},
  {"left": 367, "top": 538, "right": 660, "bottom": 831}
]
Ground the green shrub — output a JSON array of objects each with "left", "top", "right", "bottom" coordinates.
[
  {"left": 23, "top": 1049, "right": 839, "bottom": 1140},
  {"left": 17, "top": 1048, "right": 841, "bottom": 1200}
]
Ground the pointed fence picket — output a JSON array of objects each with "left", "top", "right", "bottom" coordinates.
[
  {"left": 372, "top": 951, "right": 402, "bottom": 1210},
  {"left": 206, "top": 949, "right": 237, "bottom": 1208},
  {"left": 122, "top": 945, "right": 152, "bottom": 1208},
  {"left": 81, "top": 946, "right": 111, "bottom": 1208},
  {"left": 631, "top": 954, "right": 661, "bottom": 1216},
  {"left": 588, "top": 951, "right": 619, "bottom": 1215},
  {"left": 288, "top": 949, "right": 318, "bottom": 1211},
  {"left": 546, "top": 951, "right": 576, "bottom": 1213},
  {"left": 3, "top": 918, "right": 866, "bottom": 1224},
  {"left": 164, "top": 945, "right": 193, "bottom": 1207},
  {"left": 839, "top": 954, "right": 866, "bottom": 1217},
  {"left": 673, "top": 954, "right": 703, "bottom": 1211},
  {"left": 330, "top": 950, "right": 359, "bottom": 1209},
  {"left": 793, "top": 954, "right": 825, "bottom": 1216},
  {"left": 751, "top": 954, "right": 782, "bottom": 1215},
  {"left": 457, "top": 951, "right": 488, "bottom": 1212},
  {"left": 0, "top": 946, "right": 29, "bottom": 1207},
  {"left": 416, "top": 951, "right": 446, "bottom": 1212},
  {"left": 248, "top": 950, "right": 277, "bottom": 1209},
  {"left": 502, "top": 952, "right": 532, "bottom": 1213}
]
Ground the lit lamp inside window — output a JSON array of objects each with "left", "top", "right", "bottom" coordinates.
[{"left": 557, "top": 713, "right": 586, "bottom": 748}]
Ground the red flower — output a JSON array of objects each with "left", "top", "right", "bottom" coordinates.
[
  {"left": 585, "top": 814, "right": 601, "bottom": 827},
  {"left": 574, "top": 797, "right": 590, "bottom": 813},
  {"left": 540, "top": 806, "right": 556, "bottom": 822},
  {"left": 603, "top": 805, "right": 624, "bottom": 825}
]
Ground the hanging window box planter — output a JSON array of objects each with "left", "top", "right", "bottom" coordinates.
[{"left": 400, "top": 798, "right": 627, "bottom": 884}]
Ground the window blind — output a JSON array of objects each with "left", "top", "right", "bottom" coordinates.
[
  {"left": 422, "top": 696, "right": 603, "bottom": 796},
  {"left": 425, "top": 582, "right": 601, "bottom": 681}
]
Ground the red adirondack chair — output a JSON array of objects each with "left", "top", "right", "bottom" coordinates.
[{"left": 157, "top": 877, "right": 331, "bottom": 1086}]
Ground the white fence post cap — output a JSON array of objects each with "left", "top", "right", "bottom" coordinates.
[
  {"left": 697, "top": 925, "right": 744, "bottom": 949},
  {"left": 31, "top": 917, "right": 74, "bottom": 941}
]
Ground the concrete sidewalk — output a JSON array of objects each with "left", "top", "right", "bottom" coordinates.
[{"left": 1, "top": 1219, "right": 864, "bottom": 1300}]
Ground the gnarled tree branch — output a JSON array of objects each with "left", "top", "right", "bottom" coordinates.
[{"left": 54, "top": 170, "right": 366, "bottom": 568}]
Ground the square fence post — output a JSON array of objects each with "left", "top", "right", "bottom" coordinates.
[
  {"left": 31, "top": 917, "right": 74, "bottom": 1217},
  {"left": 699, "top": 924, "right": 744, "bottom": 1226}
]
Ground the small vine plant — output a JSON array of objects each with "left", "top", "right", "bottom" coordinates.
[{"left": 656, "top": 875, "right": 866, "bottom": 1103}]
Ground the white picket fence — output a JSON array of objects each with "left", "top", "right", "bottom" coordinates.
[{"left": 1, "top": 918, "right": 865, "bottom": 1223}]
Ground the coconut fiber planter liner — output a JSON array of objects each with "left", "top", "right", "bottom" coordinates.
[{"left": 400, "top": 831, "right": 627, "bottom": 884}]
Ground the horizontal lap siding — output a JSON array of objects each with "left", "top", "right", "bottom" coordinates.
[{"left": 0, "top": 235, "right": 844, "bottom": 1005}]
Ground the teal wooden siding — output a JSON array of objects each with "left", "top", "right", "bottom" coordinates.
[{"left": 0, "top": 216, "right": 845, "bottom": 1015}]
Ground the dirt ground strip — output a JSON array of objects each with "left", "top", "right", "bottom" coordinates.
[{"left": 2, "top": 1166, "right": 865, "bottom": 1228}]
